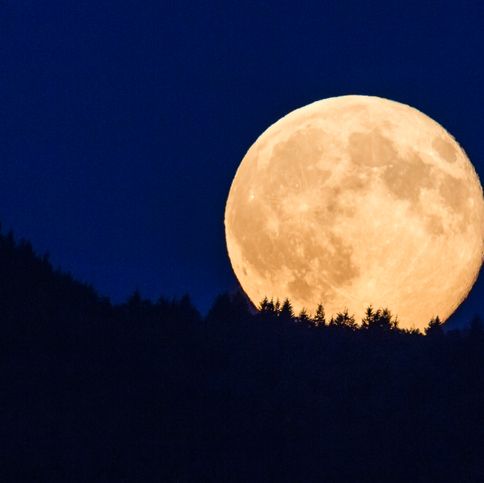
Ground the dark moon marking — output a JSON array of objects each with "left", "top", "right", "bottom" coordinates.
[
  {"left": 349, "top": 129, "right": 398, "bottom": 167},
  {"left": 433, "top": 136, "right": 458, "bottom": 164}
]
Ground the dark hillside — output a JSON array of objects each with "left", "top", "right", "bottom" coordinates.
[{"left": 1, "top": 229, "right": 483, "bottom": 482}]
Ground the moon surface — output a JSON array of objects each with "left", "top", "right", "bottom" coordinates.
[{"left": 224, "top": 95, "right": 484, "bottom": 330}]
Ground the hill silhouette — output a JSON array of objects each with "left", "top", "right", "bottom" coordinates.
[{"left": 1, "top": 227, "right": 483, "bottom": 482}]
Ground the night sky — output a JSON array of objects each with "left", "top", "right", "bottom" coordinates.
[{"left": 1, "top": 1, "right": 482, "bottom": 323}]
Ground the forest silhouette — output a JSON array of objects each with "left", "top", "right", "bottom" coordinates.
[{"left": 1, "top": 226, "right": 484, "bottom": 482}]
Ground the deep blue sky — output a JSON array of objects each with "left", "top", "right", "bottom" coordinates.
[{"left": 0, "top": 1, "right": 482, "bottom": 324}]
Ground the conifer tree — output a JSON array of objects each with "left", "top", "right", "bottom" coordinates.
[
  {"left": 279, "top": 298, "right": 295, "bottom": 323},
  {"left": 425, "top": 316, "right": 443, "bottom": 336}
]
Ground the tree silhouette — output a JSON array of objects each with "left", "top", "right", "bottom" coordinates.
[
  {"left": 279, "top": 298, "right": 295, "bottom": 323},
  {"left": 360, "top": 306, "right": 399, "bottom": 332},
  {"left": 127, "top": 289, "right": 143, "bottom": 309},
  {"left": 297, "top": 308, "right": 311, "bottom": 327},
  {"left": 274, "top": 298, "right": 281, "bottom": 315},
  {"left": 259, "top": 296, "right": 275, "bottom": 315},
  {"left": 207, "top": 291, "right": 249, "bottom": 325},
  {"left": 258, "top": 297, "right": 280, "bottom": 324},
  {"left": 329, "top": 309, "right": 357, "bottom": 330},
  {"left": 259, "top": 296, "right": 270, "bottom": 312},
  {"left": 177, "top": 293, "right": 201, "bottom": 324},
  {"left": 469, "top": 314, "right": 483, "bottom": 340},
  {"left": 313, "top": 303, "right": 326, "bottom": 328},
  {"left": 425, "top": 315, "right": 444, "bottom": 336}
]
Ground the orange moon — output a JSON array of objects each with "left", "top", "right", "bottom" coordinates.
[{"left": 224, "top": 95, "right": 484, "bottom": 330}]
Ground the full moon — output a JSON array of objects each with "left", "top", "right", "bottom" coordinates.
[{"left": 224, "top": 95, "right": 484, "bottom": 330}]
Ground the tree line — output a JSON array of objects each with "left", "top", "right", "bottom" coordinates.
[{"left": 258, "top": 296, "right": 445, "bottom": 335}]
